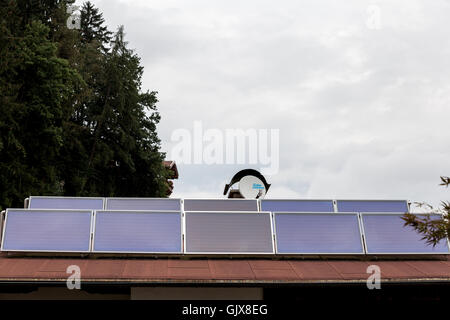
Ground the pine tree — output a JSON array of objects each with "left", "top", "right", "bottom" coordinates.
[
  {"left": 77, "top": 26, "right": 169, "bottom": 197},
  {"left": 0, "top": 15, "right": 81, "bottom": 209},
  {"left": 16, "top": 0, "right": 69, "bottom": 29},
  {"left": 80, "top": 1, "right": 112, "bottom": 52},
  {"left": 0, "top": 1, "right": 170, "bottom": 209}
]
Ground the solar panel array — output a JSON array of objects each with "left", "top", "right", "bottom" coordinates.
[
  {"left": 183, "top": 199, "right": 258, "bottom": 211},
  {"left": 2, "top": 209, "right": 92, "bottom": 252},
  {"left": 261, "top": 200, "right": 334, "bottom": 212},
  {"left": 93, "top": 211, "right": 182, "bottom": 253},
  {"left": 274, "top": 213, "right": 363, "bottom": 254},
  {"left": 336, "top": 200, "right": 408, "bottom": 212},
  {"left": 28, "top": 196, "right": 104, "bottom": 210},
  {"left": 1, "top": 197, "right": 449, "bottom": 255},
  {"left": 185, "top": 211, "right": 274, "bottom": 254},
  {"left": 361, "top": 213, "right": 449, "bottom": 254},
  {"left": 105, "top": 198, "right": 181, "bottom": 211}
]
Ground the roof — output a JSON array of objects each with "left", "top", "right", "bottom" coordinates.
[
  {"left": 0, "top": 255, "right": 449, "bottom": 284},
  {"left": 163, "top": 160, "right": 178, "bottom": 179}
]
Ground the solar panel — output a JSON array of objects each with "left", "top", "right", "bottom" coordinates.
[
  {"left": 261, "top": 200, "right": 334, "bottom": 212},
  {"left": 274, "top": 213, "right": 364, "bottom": 254},
  {"left": 1, "top": 209, "right": 92, "bottom": 252},
  {"left": 29, "top": 196, "right": 104, "bottom": 210},
  {"left": 184, "top": 211, "right": 274, "bottom": 254},
  {"left": 105, "top": 198, "right": 181, "bottom": 211},
  {"left": 361, "top": 213, "right": 450, "bottom": 254},
  {"left": 0, "top": 211, "right": 4, "bottom": 244},
  {"left": 93, "top": 211, "right": 182, "bottom": 253},
  {"left": 183, "top": 199, "right": 258, "bottom": 212},
  {"left": 336, "top": 200, "right": 408, "bottom": 212}
]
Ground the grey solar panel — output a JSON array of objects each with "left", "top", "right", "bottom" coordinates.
[
  {"left": 105, "top": 198, "right": 181, "bottom": 211},
  {"left": 29, "top": 196, "right": 104, "bottom": 210},
  {"left": 184, "top": 199, "right": 259, "bottom": 211},
  {"left": 274, "top": 213, "right": 364, "bottom": 254},
  {"left": 93, "top": 211, "right": 182, "bottom": 253},
  {"left": 261, "top": 200, "right": 335, "bottom": 212},
  {"left": 1, "top": 209, "right": 92, "bottom": 252},
  {"left": 184, "top": 211, "right": 274, "bottom": 254},
  {"left": 336, "top": 200, "right": 408, "bottom": 212},
  {"left": 361, "top": 213, "right": 450, "bottom": 254}
]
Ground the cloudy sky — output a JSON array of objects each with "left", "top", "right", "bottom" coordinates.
[{"left": 83, "top": 0, "right": 450, "bottom": 208}]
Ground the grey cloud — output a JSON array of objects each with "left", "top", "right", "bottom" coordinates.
[{"left": 86, "top": 0, "right": 450, "bottom": 206}]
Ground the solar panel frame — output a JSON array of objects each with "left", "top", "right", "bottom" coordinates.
[
  {"left": 1, "top": 209, "right": 93, "bottom": 253},
  {"left": 0, "top": 210, "right": 5, "bottom": 246},
  {"left": 336, "top": 199, "right": 410, "bottom": 213},
  {"left": 360, "top": 212, "right": 450, "bottom": 255},
  {"left": 91, "top": 210, "right": 183, "bottom": 254},
  {"left": 184, "top": 211, "right": 275, "bottom": 255},
  {"left": 272, "top": 212, "right": 365, "bottom": 255},
  {"left": 260, "top": 199, "right": 336, "bottom": 213},
  {"left": 183, "top": 198, "right": 259, "bottom": 212},
  {"left": 28, "top": 196, "right": 105, "bottom": 210},
  {"left": 104, "top": 197, "right": 182, "bottom": 211}
]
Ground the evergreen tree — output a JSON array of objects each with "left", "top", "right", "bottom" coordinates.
[
  {"left": 77, "top": 26, "right": 168, "bottom": 197},
  {"left": 0, "top": 1, "right": 170, "bottom": 209},
  {"left": 80, "top": 1, "right": 112, "bottom": 52},
  {"left": 16, "top": 0, "right": 70, "bottom": 30},
  {"left": 0, "top": 15, "right": 81, "bottom": 209}
]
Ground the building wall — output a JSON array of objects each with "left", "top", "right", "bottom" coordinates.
[
  {"left": 0, "top": 287, "right": 129, "bottom": 300},
  {"left": 131, "top": 287, "right": 263, "bottom": 300},
  {"left": 0, "top": 286, "right": 263, "bottom": 300}
]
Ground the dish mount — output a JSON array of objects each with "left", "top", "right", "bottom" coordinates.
[{"left": 223, "top": 169, "right": 271, "bottom": 199}]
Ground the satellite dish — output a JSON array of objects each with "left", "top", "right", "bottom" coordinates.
[
  {"left": 223, "top": 169, "right": 271, "bottom": 199},
  {"left": 239, "top": 175, "right": 267, "bottom": 199}
]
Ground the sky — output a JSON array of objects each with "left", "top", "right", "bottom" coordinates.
[{"left": 81, "top": 0, "right": 450, "bottom": 208}]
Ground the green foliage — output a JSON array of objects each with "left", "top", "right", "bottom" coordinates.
[
  {"left": 402, "top": 176, "right": 450, "bottom": 246},
  {"left": 0, "top": 17, "right": 81, "bottom": 209},
  {"left": 0, "top": 1, "right": 170, "bottom": 209},
  {"left": 63, "top": 25, "right": 168, "bottom": 197},
  {"left": 79, "top": 1, "right": 111, "bottom": 52},
  {"left": 439, "top": 176, "right": 450, "bottom": 187}
]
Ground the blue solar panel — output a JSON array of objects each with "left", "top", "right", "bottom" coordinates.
[
  {"left": 29, "top": 196, "right": 104, "bottom": 210},
  {"left": 105, "top": 198, "right": 181, "bottom": 211},
  {"left": 337, "top": 200, "right": 408, "bottom": 212},
  {"left": 361, "top": 214, "right": 450, "bottom": 254},
  {"left": 185, "top": 212, "right": 274, "bottom": 253},
  {"left": 93, "top": 211, "right": 182, "bottom": 253},
  {"left": 184, "top": 199, "right": 258, "bottom": 211},
  {"left": 1, "top": 209, "right": 92, "bottom": 252},
  {"left": 274, "top": 213, "right": 364, "bottom": 254},
  {"left": 261, "top": 200, "right": 334, "bottom": 212}
]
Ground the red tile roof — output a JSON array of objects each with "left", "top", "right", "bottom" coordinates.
[
  {"left": 0, "top": 256, "right": 449, "bottom": 284},
  {"left": 163, "top": 160, "right": 178, "bottom": 179}
]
